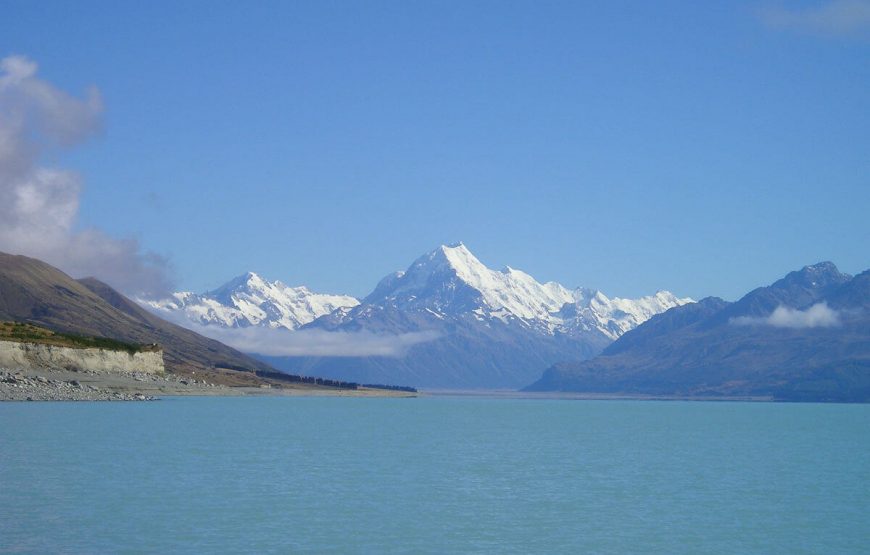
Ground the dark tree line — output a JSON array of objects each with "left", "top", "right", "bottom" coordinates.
[{"left": 251, "top": 369, "right": 417, "bottom": 393}]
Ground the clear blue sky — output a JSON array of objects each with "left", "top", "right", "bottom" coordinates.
[{"left": 3, "top": 1, "right": 868, "bottom": 300}]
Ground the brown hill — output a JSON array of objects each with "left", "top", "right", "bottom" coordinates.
[{"left": 0, "top": 251, "right": 273, "bottom": 375}]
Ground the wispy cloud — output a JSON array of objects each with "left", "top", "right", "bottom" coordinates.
[
  {"left": 161, "top": 316, "right": 441, "bottom": 357},
  {"left": 759, "top": 0, "right": 870, "bottom": 37},
  {"left": 0, "top": 55, "right": 172, "bottom": 296},
  {"left": 732, "top": 302, "right": 841, "bottom": 329}
]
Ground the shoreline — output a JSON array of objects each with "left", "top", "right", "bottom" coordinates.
[
  {"left": 421, "top": 388, "right": 774, "bottom": 402},
  {"left": 3, "top": 368, "right": 794, "bottom": 404},
  {"left": 0, "top": 367, "right": 416, "bottom": 402}
]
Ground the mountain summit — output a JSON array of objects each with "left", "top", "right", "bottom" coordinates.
[
  {"left": 363, "top": 243, "right": 577, "bottom": 324},
  {"left": 333, "top": 243, "right": 692, "bottom": 340}
]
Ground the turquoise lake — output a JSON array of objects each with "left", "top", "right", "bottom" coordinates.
[{"left": 1, "top": 396, "right": 868, "bottom": 553}]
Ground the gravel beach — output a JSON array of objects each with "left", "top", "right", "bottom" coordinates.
[{"left": 0, "top": 367, "right": 415, "bottom": 401}]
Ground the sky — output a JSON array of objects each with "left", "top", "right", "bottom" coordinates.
[{"left": 1, "top": 0, "right": 868, "bottom": 301}]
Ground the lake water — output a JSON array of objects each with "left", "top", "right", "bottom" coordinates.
[{"left": 1, "top": 396, "right": 868, "bottom": 553}]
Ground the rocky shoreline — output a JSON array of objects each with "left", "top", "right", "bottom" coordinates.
[
  {"left": 0, "top": 366, "right": 416, "bottom": 401},
  {"left": 0, "top": 369, "right": 155, "bottom": 401},
  {"left": 0, "top": 367, "right": 229, "bottom": 402}
]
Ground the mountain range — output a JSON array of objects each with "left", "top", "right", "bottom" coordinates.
[
  {"left": 3, "top": 247, "right": 867, "bottom": 401},
  {"left": 146, "top": 243, "right": 691, "bottom": 389},
  {"left": 143, "top": 272, "right": 358, "bottom": 330},
  {"left": 526, "top": 262, "right": 870, "bottom": 402}
]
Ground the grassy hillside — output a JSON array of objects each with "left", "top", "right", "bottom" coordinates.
[{"left": 0, "top": 321, "right": 156, "bottom": 355}]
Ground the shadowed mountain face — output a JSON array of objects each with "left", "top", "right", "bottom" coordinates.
[
  {"left": 264, "top": 311, "right": 605, "bottom": 390},
  {"left": 526, "top": 263, "right": 870, "bottom": 402},
  {"left": 705, "top": 262, "right": 852, "bottom": 327},
  {"left": 0, "top": 252, "right": 273, "bottom": 374}
]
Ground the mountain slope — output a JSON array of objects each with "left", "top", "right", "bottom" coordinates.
[
  {"left": 268, "top": 243, "right": 691, "bottom": 389},
  {"left": 0, "top": 251, "right": 273, "bottom": 375},
  {"left": 526, "top": 263, "right": 870, "bottom": 402},
  {"left": 142, "top": 272, "right": 358, "bottom": 330}
]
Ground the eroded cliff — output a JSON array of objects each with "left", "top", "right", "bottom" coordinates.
[{"left": 0, "top": 340, "right": 165, "bottom": 374}]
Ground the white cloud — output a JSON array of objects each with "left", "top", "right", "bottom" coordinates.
[
  {"left": 759, "top": 0, "right": 870, "bottom": 36},
  {"left": 732, "top": 302, "right": 841, "bottom": 329},
  {"left": 160, "top": 316, "right": 441, "bottom": 357},
  {"left": 0, "top": 55, "right": 172, "bottom": 296}
]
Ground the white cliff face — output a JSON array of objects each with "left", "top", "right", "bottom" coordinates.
[
  {"left": 0, "top": 340, "right": 165, "bottom": 374},
  {"left": 141, "top": 272, "right": 359, "bottom": 330}
]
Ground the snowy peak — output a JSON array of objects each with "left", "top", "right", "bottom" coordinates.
[
  {"left": 364, "top": 243, "right": 575, "bottom": 322},
  {"left": 779, "top": 261, "right": 850, "bottom": 290},
  {"left": 401, "top": 242, "right": 496, "bottom": 287},
  {"left": 209, "top": 271, "right": 270, "bottom": 303},
  {"left": 142, "top": 273, "right": 359, "bottom": 330},
  {"left": 560, "top": 289, "right": 694, "bottom": 340},
  {"left": 438, "top": 242, "right": 488, "bottom": 280},
  {"left": 358, "top": 243, "right": 692, "bottom": 336}
]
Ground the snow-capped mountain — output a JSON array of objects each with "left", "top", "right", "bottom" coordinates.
[
  {"left": 558, "top": 287, "right": 692, "bottom": 340},
  {"left": 143, "top": 272, "right": 359, "bottom": 330},
  {"left": 143, "top": 243, "right": 692, "bottom": 389},
  {"left": 270, "top": 243, "right": 692, "bottom": 389},
  {"left": 360, "top": 243, "right": 576, "bottom": 327},
  {"left": 321, "top": 242, "right": 692, "bottom": 339}
]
